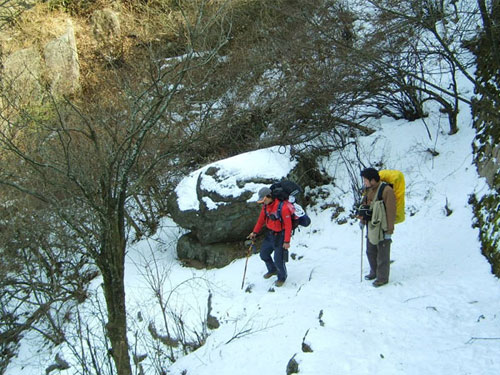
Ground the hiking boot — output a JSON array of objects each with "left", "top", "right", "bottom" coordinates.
[
  {"left": 372, "top": 280, "right": 388, "bottom": 288},
  {"left": 275, "top": 280, "right": 285, "bottom": 287},
  {"left": 364, "top": 273, "right": 376, "bottom": 281},
  {"left": 263, "top": 271, "right": 277, "bottom": 279}
]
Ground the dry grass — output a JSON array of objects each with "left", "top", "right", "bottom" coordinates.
[
  {"left": 1, "top": 1, "right": 183, "bottom": 56},
  {"left": 0, "top": 5, "right": 70, "bottom": 54},
  {"left": 0, "top": 1, "right": 185, "bottom": 96},
  {"left": 0, "top": 0, "right": 246, "bottom": 102}
]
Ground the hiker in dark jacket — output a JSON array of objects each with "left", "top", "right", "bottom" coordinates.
[
  {"left": 359, "top": 168, "right": 397, "bottom": 287},
  {"left": 248, "top": 187, "right": 293, "bottom": 287}
]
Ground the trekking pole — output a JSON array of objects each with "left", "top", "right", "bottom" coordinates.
[
  {"left": 360, "top": 225, "right": 364, "bottom": 282},
  {"left": 241, "top": 239, "right": 255, "bottom": 290}
]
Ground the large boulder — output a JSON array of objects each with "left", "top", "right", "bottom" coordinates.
[
  {"left": 176, "top": 233, "right": 249, "bottom": 268},
  {"left": 168, "top": 147, "right": 299, "bottom": 267},
  {"left": 168, "top": 165, "right": 273, "bottom": 245},
  {"left": 168, "top": 165, "right": 266, "bottom": 245},
  {"left": 168, "top": 146, "right": 328, "bottom": 268}
]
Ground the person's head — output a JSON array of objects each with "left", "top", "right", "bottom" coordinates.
[
  {"left": 360, "top": 168, "right": 380, "bottom": 188},
  {"left": 256, "top": 187, "right": 273, "bottom": 204}
]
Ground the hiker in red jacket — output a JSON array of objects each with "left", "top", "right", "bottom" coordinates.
[{"left": 248, "top": 187, "right": 293, "bottom": 287}]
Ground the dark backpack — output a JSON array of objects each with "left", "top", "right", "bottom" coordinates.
[
  {"left": 268, "top": 180, "right": 311, "bottom": 230},
  {"left": 270, "top": 180, "right": 302, "bottom": 201}
]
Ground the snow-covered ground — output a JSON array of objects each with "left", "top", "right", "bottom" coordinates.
[
  {"left": 7, "top": 102, "right": 500, "bottom": 375},
  {"left": 123, "top": 106, "right": 500, "bottom": 375}
]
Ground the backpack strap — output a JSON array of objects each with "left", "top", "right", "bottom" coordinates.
[
  {"left": 264, "top": 201, "right": 285, "bottom": 227},
  {"left": 377, "top": 182, "right": 387, "bottom": 201},
  {"left": 276, "top": 200, "right": 284, "bottom": 223}
]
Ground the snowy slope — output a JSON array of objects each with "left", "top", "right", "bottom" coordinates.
[
  {"left": 7, "top": 100, "right": 499, "bottom": 375},
  {"left": 124, "top": 107, "right": 500, "bottom": 375}
]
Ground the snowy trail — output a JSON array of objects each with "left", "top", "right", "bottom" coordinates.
[{"left": 161, "top": 119, "right": 500, "bottom": 375}]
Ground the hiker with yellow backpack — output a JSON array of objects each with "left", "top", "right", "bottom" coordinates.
[{"left": 358, "top": 168, "right": 405, "bottom": 287}]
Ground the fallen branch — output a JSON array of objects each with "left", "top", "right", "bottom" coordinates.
[{"left": 466, "top": 337, "right": 500, "bottom": 344}]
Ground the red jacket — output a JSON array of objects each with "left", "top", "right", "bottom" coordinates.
[{"left": 253, "top": 199, "right": 293, "bottom": 242}]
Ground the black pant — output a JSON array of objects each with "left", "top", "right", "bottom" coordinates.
[{"left": 366, "top": 238, "right": 392, "bottom": 283}]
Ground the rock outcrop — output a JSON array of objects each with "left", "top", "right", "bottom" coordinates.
[
  {"left": 91, "top": 8, "right": 122, "bottom": 62},
  {"left": 44, "top": 20, "right": 80, "bottom": 97},
  {"left": 168, "top": 165, "right": 263, "bottom": 245},
  {"left": 168, "top": 147, "right": 325, "bottom": 268},
  {"left": 167, "top": 164, "right": 268, "bottom": 268},
  {"left": 2, "top": 20, "right": 80, "bottom": 102},
  {"left": 3, "top": 47, "right": 44, "bottom": 105}
]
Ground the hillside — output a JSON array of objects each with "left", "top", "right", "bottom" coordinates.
[
  {"left": 9, "top": 85, "right": 500, "bottom": 375},
  {"left": 1, "top": 1, "right": 500, "bottom": 374},
  {"left": 126, "top": 103, "right": 500, "bottom": 374}
]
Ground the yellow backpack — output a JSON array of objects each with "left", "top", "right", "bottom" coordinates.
[{"left": 378, "top": 170, "right": 406, "bottom": 224}]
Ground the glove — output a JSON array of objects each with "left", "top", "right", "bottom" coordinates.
[
  {"left": 384, "top": 234, "right": 392, "bottom": 240},
  {"left": 359, "top": 221, "right": 365, "bottom": 230}
]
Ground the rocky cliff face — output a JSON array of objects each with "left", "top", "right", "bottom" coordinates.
[
  {"left": 475, "top": 143, "right": 499, "bottom": 188},
  {"left": 1, "top": 6, "right": 126, "bottom": 102},
  {"left": 470, "top": 17, "right": 500, "bottom": 278},
  {"left": 471, "top": 118, "right": 500, "bottom": 278},
  {"left": 43, "top": 20, "right": 81, "bottom": 96}
]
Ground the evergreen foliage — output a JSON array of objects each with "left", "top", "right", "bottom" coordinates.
[{"left": 469, "top": 1, "right": 500, "bottom": 278}]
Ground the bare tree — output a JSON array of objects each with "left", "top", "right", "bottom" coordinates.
[
  {"left": 190, "top": 0, "right": 377, "bottom": 157},
  {"left": 0, "top": 192, "right": 98, "bottom": 375},
  {"left": 0, "top": 1, "right": 231, "bottom": 374},
  {"left": 356, "top": 0, "right": 481, "bottom": 133}
]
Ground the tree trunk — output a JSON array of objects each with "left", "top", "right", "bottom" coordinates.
[{"left": 98, "top": 205, "right": 132, "bottom": 375}]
